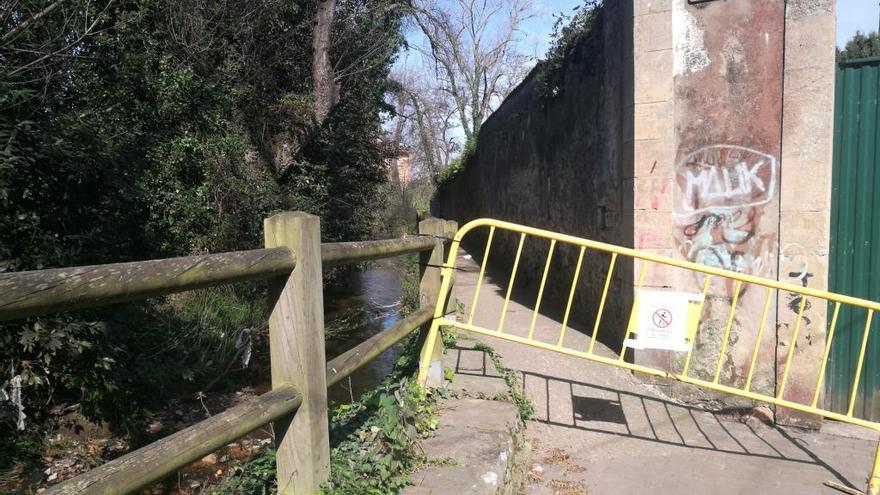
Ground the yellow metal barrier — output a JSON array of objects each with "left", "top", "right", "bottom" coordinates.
[{"left": 418, "top": 218, "right": 880, "bottom": 495}]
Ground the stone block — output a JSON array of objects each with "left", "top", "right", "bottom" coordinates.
[
  {"left": 779, "top": 211, "right": 830, "bottom": 250},
  {"left": 782, "top": 6, "right": 835, "bottom": 73},
  {"left": 779, "top": 169, "right": 832, "bottom": 212},
  {"left": 635, "top": 49, "right": 673, "bottom": 103},
  {"left": 634, "top": 101, "right": 674, "bottom": 141},
  {"left": 635, "top": 0, "right": 672, "bottom": 17},
  {"left": 405, "top": 399, "right": 525, "bottom": 495},
  {"left": 633, "top": 210, "right": 673, "bottom": 249},
  {"left": 633, "top": 138, "right": 675, "bottom": 177},
  {"left": 624, "top": 176, "right": 673, "bottom": 212},
  {"left": 634, "top": 10, "right": 672, "bottom": 52}
]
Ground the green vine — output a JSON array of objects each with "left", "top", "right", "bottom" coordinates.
[
  {"left": 535, "top": 1, "right": 603, "bottom": 100},
  {"left": 472, "top": 343, "right": 535, "bottom": 421},
  {"left": 433, "top": 137, "right": 477, "bottom": 187}
]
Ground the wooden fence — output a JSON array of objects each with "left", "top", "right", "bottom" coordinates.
[{"left": 0, "top": 211, "right": 457, "bottom": 495}]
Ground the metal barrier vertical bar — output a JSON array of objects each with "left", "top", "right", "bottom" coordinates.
[
  {"left": 588, "top": 253, "right": 617, "bottom": 354},
  {"left": 418, "top": 233, "right": 461, "bottom": 386},
  {"left": 619, "top": 260, "right": 648, "bottom": 360},
  {"left": 744, "top": 288, "right": 774, "bottom": 392},
  {"left": 847, "top": 309, "right": 875, "bottom": 417},
  {"left": 713, "top": 280, "right": 743, "bottom": 384},
  {"left": 869, "top": 439, "right": 880, "bottom": 495},
  {"left": 467, "top": 226, "right": 495, "bottom": 326},
  {"left": 497, "top": 233, "right": 526, "bottom": 334},
  {"left": 812, "top": 301, "right": 841, "bottom": 408},
  {"left": 681, "top": 275, "right": 712, "bottom": 377},
  {"left": 777, "top": 295, "right": 808, "bottom": 400},
  {"left": 557, "top": 246, "right": 586, "bottom": 347},
  {"left": 528, "top": 239, "right": 556, "bottom": 340}
]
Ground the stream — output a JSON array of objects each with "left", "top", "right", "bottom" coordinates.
[{"left": 323, "top": 259, "right": 407, "bottom": 405}]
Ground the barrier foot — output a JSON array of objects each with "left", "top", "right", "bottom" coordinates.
[
  {"left": 867, "top": 438, "right": 880, "bottom": 495},
  {"left": 417, "top": 319, "right": 442, "bottom": 386}
]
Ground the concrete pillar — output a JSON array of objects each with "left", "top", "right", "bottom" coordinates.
[{"left": 628, "top": 0, "right": 836, "bottom": 426}]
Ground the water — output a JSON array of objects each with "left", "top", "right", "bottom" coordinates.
[{"left": 323, "top": 259, "right": 407, "bottom": 405}]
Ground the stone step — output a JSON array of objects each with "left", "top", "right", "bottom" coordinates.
[{"left": 404, "top": 398, "right": 526, "bottom": 495}]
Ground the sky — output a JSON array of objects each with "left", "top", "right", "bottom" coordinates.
[
  {"left": 518, "top": 0, "right": 584, "bottom": 60},
  {"left": 837, "top": 0, "right": 880, "bottom": 48},
  {"left": 402, "top": 0, "right": 878, "bottom": 67},
  {"left": 507, "top": 0, "right": 880, "bottom": 53},
  {"left": 393, "top": 0, "right": 880, "bottom": 151},
  {"left": 515, "top": 0, "right": 880, "bottom": 59}
]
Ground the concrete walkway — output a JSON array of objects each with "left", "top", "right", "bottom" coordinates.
[{"left": 447, "top": 248, "right": 877, "bottom": 495}]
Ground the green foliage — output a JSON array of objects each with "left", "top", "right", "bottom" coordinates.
[
  {"left": 441, "top": 328, "right": 459, "bottom": 350},
  {"left": 0, "top": 0, "right": 405, "bottom": 445},
  {"left": 434, "top": 137, "right": 477, "bottom": 186},
  {"left": 473, "top": 343, "right": 535, "bottom": 421},
  {"left": 209, "top": 333, "right": 436, "bottom": 495},
  {"left": 407, "top": 177, "right": 436, "bottom": 217},
  {"left": 323, "top": 378, "right": 437, "bottom": 494},
  {"left": 443, "top": 366, "right": 454, "bottom": 382},
  {"left": 399, "top": 253, "right": 422, "bottom": 315},
  {"left": 838, "top": 31, "right": 880, "bottom": 63},
  {"left": 323, "top": 333, "right": 437, "bottom": 494},
  {"left": 210, "top": 449, "right": 278, "bottom": 495},
  {"left": 535, "top": 1, "right": 603, "bottom": 99}
]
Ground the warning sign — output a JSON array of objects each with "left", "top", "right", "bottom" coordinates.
[
  {"left": 626, "top": 290, "right": 700, "bottom": 352},
  {"left": 652, "top": 308, "right": 673, "bottom": 328}
]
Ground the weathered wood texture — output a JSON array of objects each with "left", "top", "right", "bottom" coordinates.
[
  {"left": 327, "top": 306, "right": 433, "bottom": 387},
  {"left": 13, "top": 211, "right": 451, "bottom": 494},
  {"left": 44, "top": 386, "right": 302, "bottom": 495},
  {"left": 42, "top": 307, "right": 432, "bottom": 495},
  {"left": 264, "top": 212, "right": 330, "bottom": 494},
  {"left": 417, "top": 219, "right": 458, "bottom": 387},
  {"left": 321, "top": 236, "right": 436, "bottom": 267},
  {"left": 0, "top": 248, "right": 295, "bottom": 321},
  {"left": 0, "top": 236, "right": 436, "bottom": 323}
]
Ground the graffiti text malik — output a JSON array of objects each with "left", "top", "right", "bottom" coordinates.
[{"left": 684, "top": 160, "right": 768, "bottom": 204}]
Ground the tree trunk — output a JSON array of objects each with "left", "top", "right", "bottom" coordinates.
[{"left": 312, "top": 0, "right": 338, "bottom": 123}]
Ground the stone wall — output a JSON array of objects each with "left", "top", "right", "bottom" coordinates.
[
  {"left": 432, "top": 1, "right": 635, "bottom": 346},
  {"left": 432, "top": 0, "right": 835, "bottom": 427}
]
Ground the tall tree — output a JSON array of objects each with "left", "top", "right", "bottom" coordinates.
[
  {"left": 389, "top": 66, "right": 458, "bottom": 176},
  {"left": 0, "top": 0, "right": 405, "bottom": 446},
  {"left": 409, "top": 0, "right": 533, "bottom": 142},
  {"left": 312, "top": 0, "right": 339, "bottom": 122}
]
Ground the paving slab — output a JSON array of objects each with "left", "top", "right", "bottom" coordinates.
[
  {"left": 447, "top": 249, "right": 879, "bottom": 495},
  {"left": 405, "top": 398, "right": 525, "bottom": 495}
]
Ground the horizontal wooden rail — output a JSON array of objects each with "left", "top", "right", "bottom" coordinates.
[
  {"left": 321, "top": 236, "right": 437, "bottom": 267},
  {"left": 327, "top": 306, "right": 434, "bottom": 387},
  {"left": 7, "top": 211, "right": 453, "bottom": 494},
  {"left": 44, "top": 306, "right": 434, "bottom": 495},
  {"left": 0, "top": 235, "right": 439, "bottom": 322},
  {"left": 45, "top": 385, "right": 303, "bottom": 495},
  {"left": 0, "top": 248, "right": 295, "bottom": 321}
]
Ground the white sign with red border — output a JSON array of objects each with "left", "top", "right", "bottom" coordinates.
[{"left": 625, "top": 290, "right": 695, "bottom": 352}]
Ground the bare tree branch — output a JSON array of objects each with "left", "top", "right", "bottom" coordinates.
[
  {"left": 409, "top": 0, "right": 533, "bottom": 142},
  {"left": 1, "top": 0, "right": 68, "bottom": 44}
]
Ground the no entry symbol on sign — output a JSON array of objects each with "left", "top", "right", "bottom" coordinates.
[{"left": 652, "top": 309, "right": 673, "bottom": 329}]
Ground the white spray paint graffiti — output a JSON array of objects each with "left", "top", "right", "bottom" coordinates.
[
  {"left": 673, "top": 1, "right": 711, "bottom": 76},
  {"left": 677, "top": 145, "right": 777, "bottom": 216},
  {"left": 674, "top": 145, "right": 778, "bottom": 277}
]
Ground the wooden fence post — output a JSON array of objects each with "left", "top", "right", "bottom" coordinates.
[
  {"left": 264, "top": 212, "right": 329, "bottom": 494},
  {"left": 418, "top": 218, "right": 458, "bottom": 387}
]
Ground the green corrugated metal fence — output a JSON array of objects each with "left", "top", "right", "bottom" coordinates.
[{"left": 828, "top": 57, "right": 880, "bottom": 420}]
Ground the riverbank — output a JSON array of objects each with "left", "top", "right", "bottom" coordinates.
[{"left": 2, "top": 257, "right": 417, "bottom": 495}]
